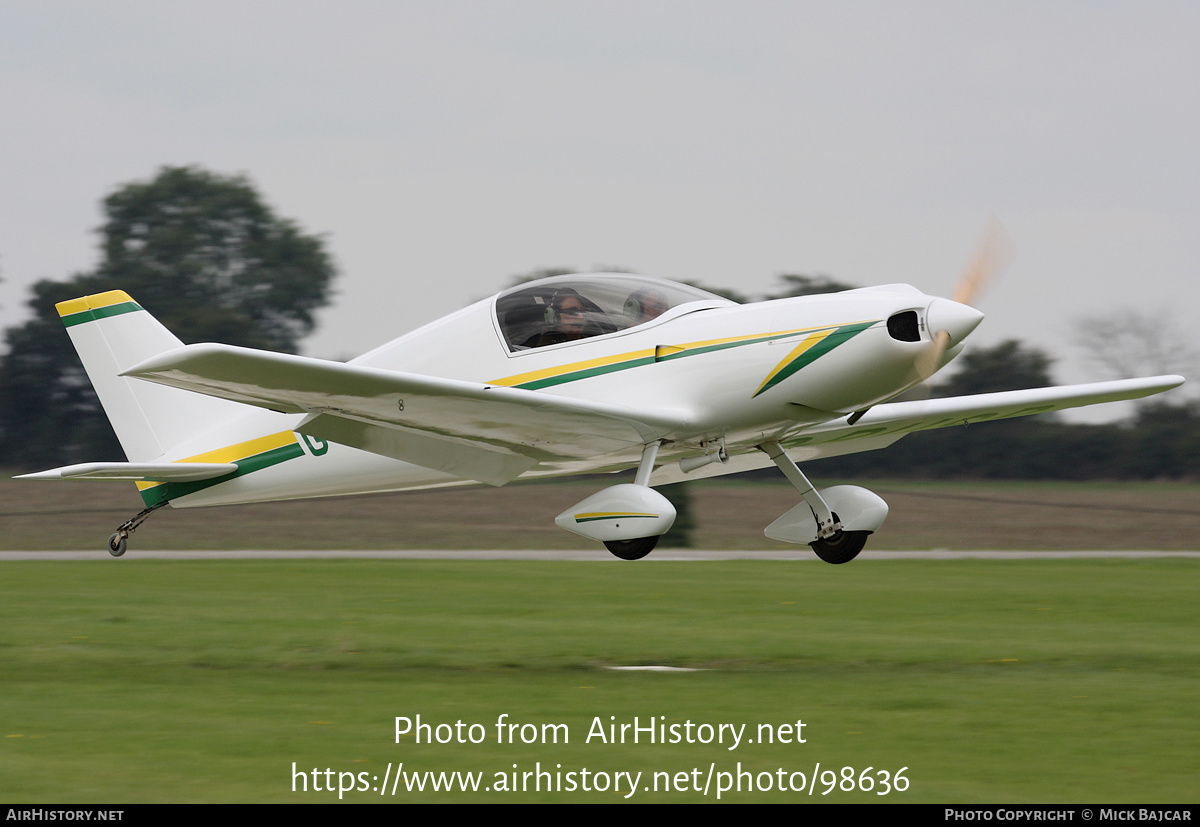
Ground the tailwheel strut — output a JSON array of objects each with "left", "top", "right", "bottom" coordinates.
[{"left": 108, "top": 502, "right": 167, "bottom": 558}]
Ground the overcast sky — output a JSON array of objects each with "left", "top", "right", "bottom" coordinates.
[{"left": 1, "top": 1, "right": 1196, "bottom": 415}]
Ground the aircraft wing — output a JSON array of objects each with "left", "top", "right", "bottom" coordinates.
[
  {"left": 123, "top": 343, "right": 691, "bottom": 485},
  {"left": 803, "top": 375, "right": 1185, "bottom": 438},
  {"left": 650, "top": 375, "right": 1185, "bottom": 484}
]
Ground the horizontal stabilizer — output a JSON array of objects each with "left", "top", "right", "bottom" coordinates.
[{"left": 17, "top": 462, "right": 238, "bottom": 482}]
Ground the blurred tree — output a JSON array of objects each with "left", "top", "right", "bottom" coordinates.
[
  {"left": 761, "top": 273, "right": 858, "bottom": 300},
  {"left": 657, "top": 482, "right": 695, "bottom": 548},
  {"left": 934, "top": 339, "right": 1054, "bottom": 397},
  {"left": 678, "top": 281, "right": 750, "bottom": 303},
  {"left": 1125, "top": 401, "right": 1200, "bottom": 479},
  {"left": 1073, "top": 309, "right": 1197, "bottom": 384},
  {"left": 0, "top": 166, "right": 337, "bottom": 468},
  {"left": 506, "top": 265, "right": 637, "bottom": 288},
  {"left": 506, "top": 267, "right": 579, "bottom": 287},
  {"left": 679, "top": 273, "right": 859, "bottom": 304}
]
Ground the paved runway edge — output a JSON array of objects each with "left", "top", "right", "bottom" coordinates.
[{"left": 2, "top": 550, "right": 1198, "bottom": 560}]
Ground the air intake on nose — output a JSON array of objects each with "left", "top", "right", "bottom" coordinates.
[{"left": 886, "top": 310, "right": 921, "bottom": 342}]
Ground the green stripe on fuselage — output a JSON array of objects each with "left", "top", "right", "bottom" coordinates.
[
  {"left": 652, "top": 331, "right": 783, "bottom": 363},
  {"left": 516, "top": 355, "right": 658, "bottom": 390},
  {"left": 752, "top": 321, "right": 876, "bottom": 398},
  {"left": 138, "top": 443, "right": 305, "bottom": 507},
  {"left": 511, "top": 328, "right": 852, "bottom": 391}
]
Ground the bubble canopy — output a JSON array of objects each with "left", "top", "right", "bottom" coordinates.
[{"left": 495, "top": 274, "right": 733, "bottom": 352}]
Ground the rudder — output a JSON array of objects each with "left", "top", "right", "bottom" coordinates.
[{"left": 57, "top": 291, "right": 249, "bottom": 462}]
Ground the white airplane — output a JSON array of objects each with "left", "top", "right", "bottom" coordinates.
[{"left": 19, "top": 272, "right": 1183, "bottom": 561}]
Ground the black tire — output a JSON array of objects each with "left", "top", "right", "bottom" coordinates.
[
  {"left": 108, "top": 533, "right": 127, "bottom": 558},
  {"left": 809, "top": 530, "right": 868, "bottom": 564},
  {"left": 604, "top": 536, "right": 659, "bottom": 560}
]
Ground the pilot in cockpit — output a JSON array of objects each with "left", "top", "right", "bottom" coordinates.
[
  {"left": 515, "top": 289, "right": 594, "bottom": 348},
  {"left": 509, "top": 284, "right": 670, "bottom": 350},
  {"left": 554, "top": 291, "right": 590, "bottom": 341}
]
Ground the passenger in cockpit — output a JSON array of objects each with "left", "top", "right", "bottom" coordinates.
[{"left": 624, "top": 287, "right": 669, "bottom": 326}]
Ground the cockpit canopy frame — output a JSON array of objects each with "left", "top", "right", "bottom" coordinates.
[{"left": 494, "top": 273, "right": 733, "bottom": 353}]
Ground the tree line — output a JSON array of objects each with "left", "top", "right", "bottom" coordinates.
[
  {"left": 0, "top": 166, "right": 1195, "bottom": 483},
  {"left": 0, "top": 167, "right": 336, "bottom": 468}
]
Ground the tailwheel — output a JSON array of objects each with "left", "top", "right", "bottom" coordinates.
[
  {"left": 105, "top": 501, "right": 166, "bottom": 558},
  {"left": 604, "top": 536, "right": 659, "bottom": 560},
  {"left": 809, "top": 530, "right": 869, "bottom": 564}
]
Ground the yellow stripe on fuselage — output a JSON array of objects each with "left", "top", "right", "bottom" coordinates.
[
  {"left": 490, "top": 348, "right": 656, "bottom": 388},
  {"left": 754, "top": 329, "right": 836, "bottom": 396},
  {"left": 135, "top": 431, "right": 298, "bottom": 491},
  {"left": 488, "top": 327, "right": 826, "bottom": 388}
]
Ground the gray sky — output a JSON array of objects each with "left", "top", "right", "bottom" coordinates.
[{"left": 1, "top": 1, "right": 1196, "bottom": 416}]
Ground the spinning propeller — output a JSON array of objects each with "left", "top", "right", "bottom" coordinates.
[{"left": 914, "top": 217, "right": 1014, "bottom": 383}]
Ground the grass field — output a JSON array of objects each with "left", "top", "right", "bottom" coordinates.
[
  {"left": 2, "top": 558, "right": 1197, "bottom": 802},
  {"left": 3, "top": 474, "right": 1199, "bottom": 551}
]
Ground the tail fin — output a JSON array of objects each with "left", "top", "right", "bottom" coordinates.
[{"left": 56, "top": 291, "right": 248, "bottom": 462}]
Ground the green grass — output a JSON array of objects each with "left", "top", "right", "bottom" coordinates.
[{"left": 2, "top": 559, "right": 1197, "bottom": 802}]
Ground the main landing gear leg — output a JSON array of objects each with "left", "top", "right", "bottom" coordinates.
[
  {"left": 633, "top": 439, "right": 661, "bottom": 487},
  {"left": 759, "top": 441, "right": 872, "bottom": 563},
  {"left": 107, "top": 502, "right": 167, "bottom": 558},
  {"left": 759, "top": 441, "right": 841, "bottom": 539}
]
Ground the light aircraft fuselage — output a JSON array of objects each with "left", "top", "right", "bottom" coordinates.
[{"left": 21, "top": 272, "right": 1184, "bottom": 561}]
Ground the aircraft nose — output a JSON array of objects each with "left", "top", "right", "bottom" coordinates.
[{"left": 925, "top": 298, "right": 984, "bottom": 346}]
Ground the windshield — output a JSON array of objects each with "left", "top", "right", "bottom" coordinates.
[{"left": 496, "top": 274, "right": 731, "bottom": 351}]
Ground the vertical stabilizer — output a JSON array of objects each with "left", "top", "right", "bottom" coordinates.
[{"left": 56, "top": 291, "right": 248, "bottom": 462}]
